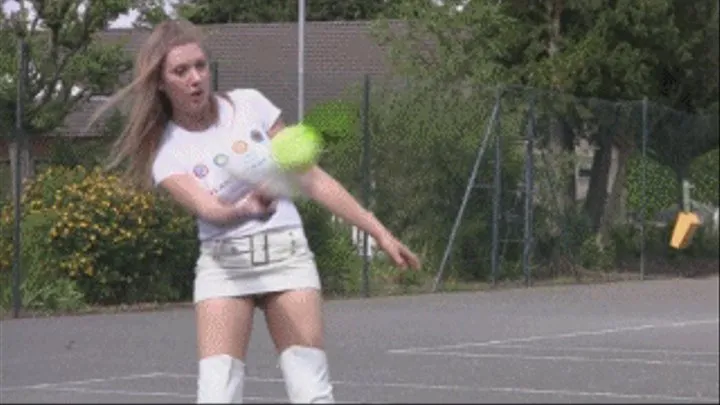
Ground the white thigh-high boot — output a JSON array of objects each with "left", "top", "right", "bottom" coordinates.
[
  {"left": 197, "top": 354, "right": 245, "bottom": 403},
  {"left": 279, "top": 345, "right": 335, "bottom": 403}
]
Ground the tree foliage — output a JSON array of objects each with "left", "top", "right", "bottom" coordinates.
[
  {"left": 378, "top": 0, "right": 717, "bottom": 112},
  {"left": 374, "top": 0, "right": 718, "bottom": 243},
  {"left": 0, "top": 0, "right": 134, "bottom": 137},
  {"left": 173, "top": 0, "right": 400, "bottom": 24},
  {"left": 132, "top": 0, "right": 171, "bottom": 28}
]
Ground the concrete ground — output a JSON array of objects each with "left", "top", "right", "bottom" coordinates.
[{"left": 1, "top": 276, "right": 718, "bottom": 403}]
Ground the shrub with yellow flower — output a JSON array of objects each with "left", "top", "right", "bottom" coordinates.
[{"left": 0, "top": 165, "right": 198, "bottom": 307}]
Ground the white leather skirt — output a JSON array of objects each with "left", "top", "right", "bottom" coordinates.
[{"left": 193, "top": 226, "right": 321, "bottom": 303}]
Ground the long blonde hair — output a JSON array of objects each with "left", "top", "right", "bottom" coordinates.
[{"left": 89, "top": 19, "right": 215, "bottom": 190}]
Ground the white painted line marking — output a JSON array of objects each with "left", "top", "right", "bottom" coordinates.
[
  {"left": 491, "top": 344, "right": 720, "bottom": 356},
  {"left": 157, "top": 372, "right": 720, "bottom": 402},
  {"left": 391, "top": 350, "right": 718, "bottom": 367},
  {"left": 388, "top": 319, "right": 719, "bottom": 353},
  {"left": 25, "top": 386, "right": 288, "bottom": 402},
  {"left": 0, "top": 372, "right": 164, "bottom": 391},
  {"left": 160, "top": 372, "right": 284, "bottom": 384}
]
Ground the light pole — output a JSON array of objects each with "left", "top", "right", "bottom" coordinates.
[{"left": 297, "top": 0, "right": 305, "bottom": 123}]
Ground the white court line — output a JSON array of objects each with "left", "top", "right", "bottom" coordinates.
[
  {"left": 0, "top": 372, "right": 164, "bottom": 391},
  {"left": 21, "top": 386, "right": 288, "bottom": 402},
  {"left": 156, "top": 372, "right": 719, "bottom": 403},
  {"left": 160, "top": 372, "right": 284, "bottom": 384},
  {"left": 391, "top": 350, "right": 718, "bottom": 367},
  {"left": 388, "top": 319, "right": 719, "bottom": 353},
  {"left": 491, "top": 344, "right": 720, "bottom": 356}
]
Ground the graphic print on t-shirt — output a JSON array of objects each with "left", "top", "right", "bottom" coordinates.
[
  {"left": 152, "top": 89, "right": 306, "bottom": 241},
  {"left": 193, "top": 163, "right": 209, "bottom": 179},
  {"left": 250, "top": 129, "right": 265, "bottom": 143},
  {"left": 231, "top": 140, "right": 249, "bottom": 154},
  {"left": 213, "top": 153, "right": 229, "bottom": 167},
  {"left": 194, "top": 125, "right": 273, "bottom": 201}
]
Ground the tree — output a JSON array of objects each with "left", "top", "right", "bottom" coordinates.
[
  {"left": 174, "top": 0, "right": 399, "bottom": 24},
  {"left": 0, "top": 0, "right": 134, "bottom": 198},
  {"left": 375, "top": 0, "right": 719, "bottom": 243},
  {"left": 132, "top": 0, "right": 171, "bottom": 28}
]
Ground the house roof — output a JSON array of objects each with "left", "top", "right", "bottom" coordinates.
[{"left": 58, "top": 20, "right": 400, "bottom": 137}]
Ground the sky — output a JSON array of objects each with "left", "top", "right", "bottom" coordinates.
[{"left": 1, "top": 0, "right": 178, "bottom": 29}]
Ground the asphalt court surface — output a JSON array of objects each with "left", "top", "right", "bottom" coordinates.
[{"left": 2, "top": 276, "right": 718, "bottom": 403}]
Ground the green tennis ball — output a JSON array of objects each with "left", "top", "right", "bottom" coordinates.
[{"left": 271, "top": 124, "right": 323, "bottom": 172}]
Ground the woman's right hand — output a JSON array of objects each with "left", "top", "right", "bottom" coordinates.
[{"left": 235, "top": 191, "right": 277, "bottom": 219}]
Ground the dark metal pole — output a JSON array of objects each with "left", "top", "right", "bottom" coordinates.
[
  {"left": 432, "top": 87, "right": 503, "bottom": 292},
  {"left": 523, "top": 98, "right": 536, "bottom": 287},
  {"left": 12, "top": 38, "right": 28, "bottom": 319},
  {"left": 640, "top": 97, "right": 648, "bottom": 281},
  {"left": 211, "top": 61, "right": 219, "bottom": 91},
  {"left": 490, "top": 100, "right": 502, "bottom": 286},
  {"left": 361, "top": 74, "right": 372, "bottom": 298}
]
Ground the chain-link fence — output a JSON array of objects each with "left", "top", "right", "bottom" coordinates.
[{"left": 2, "top": 68, "right": 718, "bottom": 317}]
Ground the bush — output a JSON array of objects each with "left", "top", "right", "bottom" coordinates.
[
  {"left": 0, "top": 165, "right": 198, "bottom": 307},
  {"left": 618, "top": 148, "right": 719, "bottom": 266},
  {"left": 0, "top": 212, "right": 86, "bottom": 313},
  {"left": 626, "top": 148, "right": 719, "bottom": 218},
  {"left": 298, "top": 199, "right": 431, "bottom": 296},
  {"left": 297, "top": 200, "right": 365, "bottom": 296},
  {"left": 578, "top": 235, "right": 616, "bottom": 271},
  {"left": 367, "top": 83, "right": 525, "bottom": 281},
  {"left": 626, "top": 154, "right": 678, "bottom": 219},
  {"left": 689, "top": 148, "right": 720, "bottom": 206},
  {"left": 609, "top": 220, "right": 719, "bottom": 267}
]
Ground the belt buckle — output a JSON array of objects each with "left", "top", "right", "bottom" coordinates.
[{"left": 250, "top": 233, "right": 270, "bottom": 266}]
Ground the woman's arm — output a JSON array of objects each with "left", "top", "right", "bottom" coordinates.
[
  {"left": 160, "top": 174, "right": 271, "bottom": 226},
  {"left": 266, "top": 119, "right": 391, "bottom": 240},
  {"left": 296, "top": 166, "right": 393, "bottom": 241},
  {"left": 266, "top": 118, "right": 420, "bottom": 269}
]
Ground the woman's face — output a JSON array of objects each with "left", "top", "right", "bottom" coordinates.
[{"left": 160, "top": 42, "right": 211, "bottom": 117}]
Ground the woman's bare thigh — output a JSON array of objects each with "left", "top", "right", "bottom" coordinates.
[
  {"left": 195, "top": 296, "right": 256, "bottom": 360},
  {"left": 259, "top": 288, "right": 326, "bottom": 352}
]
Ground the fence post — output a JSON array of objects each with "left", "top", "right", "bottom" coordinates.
[
  {"left": 360, "top": 74, "right": 372, "bottom": 298},
  {"left": 523, "top": 95, "right": 537, "bottom": 287},
  {"left": 211, "top": 61, "right": 219, "bottom": 91},
  {"left": 432, "top": 86, "right": 503, "bottom": 292},
  {"left": 490, "top": 98, "right": 502, "bottom": 286},
  {"left": 12, "top": 38, "right": 29, "bottom": 319},
  {"left": 640, "top": 97, "right": 648, "bottom": 281}
]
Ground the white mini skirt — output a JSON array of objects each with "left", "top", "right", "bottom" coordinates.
[{"left": 193, "top": 226, "right": 321, "bottom": 303}]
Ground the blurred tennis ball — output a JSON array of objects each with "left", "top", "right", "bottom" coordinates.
[{"left": 271, "top": 124, "right": 323, "bottom": 172}]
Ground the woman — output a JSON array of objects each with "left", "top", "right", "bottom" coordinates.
[{"left": 91, "top": 19, "right": 420, "bottom": 404}]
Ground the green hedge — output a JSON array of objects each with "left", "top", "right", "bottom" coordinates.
[
  {"left": 626, "top": 148, "right": 719, "bottom": 218},
  {"left": 626, "top": 153, "right": 678, "bottom": 219},
  {"left": 0, "top": 166, "right": 198, "bottom": 307},
  {"left": 689, "top": 149, "right": 720, "bottom": 206},
  {"left": 614, "top": 148, "right": 719, "bottom": 264},
  {"left": 0, "top": 164, "right": 388, "bottom": 313}
]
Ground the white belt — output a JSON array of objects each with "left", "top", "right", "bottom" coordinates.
[{"left": 207, "top": 227, "right": 307, "bottom": 267}]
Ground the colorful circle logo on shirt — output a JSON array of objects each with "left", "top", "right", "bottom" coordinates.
[
  {"left": 232, "top": 140, "right": 248, "bottom": 154},
  {"left": 250, "top": 130, "right": 265, "bottom": 143},
  {"left": 193, "top": 164, "right": 209, "bottom": 178},
  {"left": 213, "top": 154, "right": 229, "bottom": 167}
]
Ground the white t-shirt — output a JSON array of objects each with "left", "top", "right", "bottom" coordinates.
[{"left": 151, "top": 88, "right": 304, "bottom": 241}]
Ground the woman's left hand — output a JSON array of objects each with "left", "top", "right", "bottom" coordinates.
[{"left": 377, "top": 233, "right": 421, "bottom": 270}]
